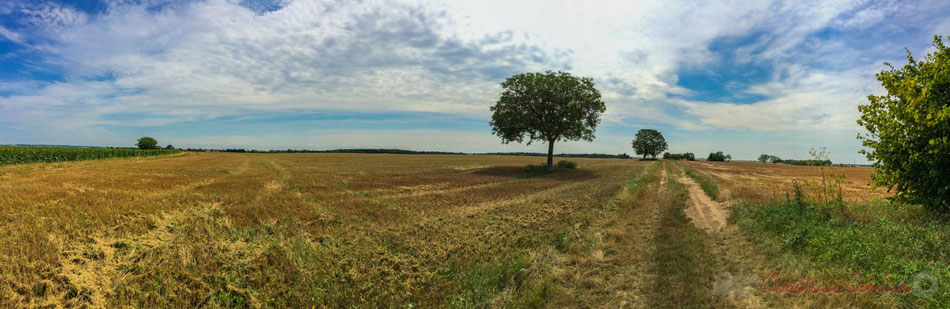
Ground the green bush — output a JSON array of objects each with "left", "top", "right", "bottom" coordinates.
[
  {"left": 858, "top": 36, "right": 950, "bottom": 211},
  {"left": 556, "top": 160, "right": 577, "bottom": 169}
]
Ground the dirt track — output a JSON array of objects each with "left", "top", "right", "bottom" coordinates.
[{"left": 677, "top": 173, "right": 728, "bottom": 231}]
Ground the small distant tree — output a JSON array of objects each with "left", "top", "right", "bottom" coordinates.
[
  {"left": 166, "top": 145, "right": 174, "bottom": 150},
  {"left": 768, "top": 155, "right": 782, "bottom": 164},
  {"left": 631, "top": 129, "right": 668, "bottom": 159},
  {"left": 758, "top": 154, "right": 770, "bottom": 163},
  {"left": 707, "top": 151, "right": 726, "bottom": 162},
  {"left": 725, "top": 154, "right": 732, "bottom": 161},
  {"left": 858, "top": 36, "right": 950, "bottom": 211},
  {"left": 136, "top": 137, "right": 158, "bottom": 150},
  {"left": 490, "top": 71, "right": 606, "bottom": 168}
]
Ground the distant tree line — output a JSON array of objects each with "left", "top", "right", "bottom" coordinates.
[
  {"left": 757, "top": 154, "right": 831, "bottom": 166},
  {"left": 481, "top": 152, "right": 631, "bottom": 159},
  {"left": 781, "top": 159, "right": 832, "bottom": 166},
  {"left": 662, "top": 152, "right": 695, "bottom": 160}
]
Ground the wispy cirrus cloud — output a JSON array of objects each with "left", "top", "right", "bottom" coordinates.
[{"left": 0, "top": 25, "right": 23, "bottom": 43}]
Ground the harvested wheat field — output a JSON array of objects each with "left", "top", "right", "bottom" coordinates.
[
  {"left": 0, "top": 152, "right": 654, "bottom": 307},
  {"left": 681, "top": 160, "right": 888, "bottom": 203},
  {"left": 3, "top": 154, "right": 948, "bottom": 308}
]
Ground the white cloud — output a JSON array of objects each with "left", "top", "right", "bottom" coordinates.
[
  {"left": 832, "top": 3, "right": 895, "bottom": 30},
  {"left": 678, "top": 64, "right": 881, "bottom": 132},
  {"left": 0, "top": 0, "right": 947, "bottom": 161},
  {"left": 0, "top": 25, "right": 22, "bottom": 43},
  {"left": 16, "top": 1, "right": 88, "bottom": 29}
]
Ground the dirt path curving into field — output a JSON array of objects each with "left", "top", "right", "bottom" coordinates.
[
  {"left": 673, "top": 164, "right": 767, "bottom": 308},
  {"left": 677, "top": 173, "right": 728, "bottom": 231}
]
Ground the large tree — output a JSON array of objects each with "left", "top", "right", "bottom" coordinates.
[
  {"left": 136, "top": 137, "right": 158, "bottom": 150},
  {"left": 858, "top": 36, "right": 950, "bottom": 211},
  {"left": 631, "top": 129, "right": 668, "bottom": 159},
  {"left": 490, "top": 71, "right": 606, "bottom": 167}
]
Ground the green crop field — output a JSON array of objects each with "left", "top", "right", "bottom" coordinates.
[{"left": 0, "top": 146, "right": 181, "bottom": 165}]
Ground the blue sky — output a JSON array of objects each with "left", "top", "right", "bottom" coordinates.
[{"left": 1, "top": 0, "right": 948, "bottom": 162}]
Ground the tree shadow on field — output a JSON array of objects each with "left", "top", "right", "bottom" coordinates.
[{"left": 472, "top": 165, "right": 599, "bottom": 181}]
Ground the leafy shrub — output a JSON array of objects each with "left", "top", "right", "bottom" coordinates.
[
  {"left": 857, "top": 36, "right": 950, "bottom": 211},
  {"left": 556, "top": 160, "right": 577, "bottom": 169}
]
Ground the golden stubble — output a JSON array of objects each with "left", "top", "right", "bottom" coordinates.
[
  {"left": 0, "top": 153, "right": 641, "bottom": 307},
  {"left": 681, "top": 160, "right": 886, "bottom": 203}
]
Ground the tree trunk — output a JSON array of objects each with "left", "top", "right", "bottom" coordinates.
[{"left": 547, "top": 140, "right": 555, "bottom": 167}]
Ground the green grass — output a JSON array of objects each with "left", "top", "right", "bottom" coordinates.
[
  {"left": 732, "top": 200, "right": 950, "bottom": 307},
  {"left": 673, "top": 161, "right": 720, "bottom": 200},
  {"left": 649, "top": 163, "right": 720, "bottom": 307},
  {"left": 624, "top": 161, "right": 659, "bottom": 190},
  {"left": 0, "top": 146, "right": 181, "bottom": 165},
  {"left": 447, "top": 254, "right": 530, "bottom": 308}
]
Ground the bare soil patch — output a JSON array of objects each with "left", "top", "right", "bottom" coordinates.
[{"left": 678, "top": 173, "right": 728, "bottom": 231}]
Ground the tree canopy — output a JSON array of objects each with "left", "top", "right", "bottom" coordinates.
[
  {"left": 758, "top": 154, "right": 783, "bottom": 164},
  {"left": 707, "top": 151, "right": 727, "bottom": 162},
  {"left": 858, "top": 35, "right": 950, "bottom": 211},
  {"left": 631, "top": 129, "right": 667, "bottom": 159},
  {"left": 490, "top": 71, "right": 606, "bottom": 167},
  {"left": 136, "top": 137, "right": 158, "bottom": 150}
]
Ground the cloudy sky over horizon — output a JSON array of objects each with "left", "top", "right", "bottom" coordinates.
[{"left": 1, "top": 0, "right": 948, "bottom": 162}]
